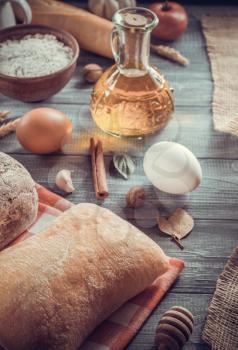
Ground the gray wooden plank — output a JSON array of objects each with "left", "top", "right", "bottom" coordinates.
[
  {"left": 147, "top": 221, "right": 237, "bottom": 294},
  {"left": 8, "top": 154, "right": 238, "bottom": 221},
  {"left": 141, "top": 221, "right": 236, "bottom": 295},
  {"left": 125, "top": 293, "right": 211, "bottom": 350},
  {"left": 0, "top": 61, "right": 212, "bottom": 107},
  {"left": 1, "top": 106, "right": 238, "bottom": 159}
]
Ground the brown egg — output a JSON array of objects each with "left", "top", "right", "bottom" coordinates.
[{"left": 16, "top": 108, "right": 72, "bottom": 154}]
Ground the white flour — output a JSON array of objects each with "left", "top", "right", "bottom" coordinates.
[{"left": 0, "top": 34, "right": 74, "bottom": 78}]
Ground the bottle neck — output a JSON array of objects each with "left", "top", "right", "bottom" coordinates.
[{"left": 117, "top": 29, "right": 150, "bottom": 77}]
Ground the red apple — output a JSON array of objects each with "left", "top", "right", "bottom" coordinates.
[{"left": 149, "top": 1, "right": 188, "bottom": 41}]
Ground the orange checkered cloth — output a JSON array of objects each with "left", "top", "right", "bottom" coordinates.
[{"left": 12, "top": 184, "right": 184, "bottom": 350}]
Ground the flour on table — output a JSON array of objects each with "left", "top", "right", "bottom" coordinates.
[{"left": 0, "top": 34, "right": 74, "bottom": 78}]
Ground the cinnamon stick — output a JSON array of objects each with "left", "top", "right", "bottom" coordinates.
[{"left": 90, "top": 137, "right": 109, "bottom": 199}]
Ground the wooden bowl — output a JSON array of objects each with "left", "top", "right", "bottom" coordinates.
[{"left": 0, "top": 25, "right": 80, "bottom": 102}]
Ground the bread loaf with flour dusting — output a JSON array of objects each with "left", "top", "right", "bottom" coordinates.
[
  {"left": 15, "top": 0, "right": 113, "bottom": 58},
  {"left": 0, "top": 152, "right": 38, "bottom": 249},
  {"left": 0, "top": 203, "right": 169, "bottom": 350}
]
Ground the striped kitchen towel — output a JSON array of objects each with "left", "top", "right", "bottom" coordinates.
[{"left": 13, "top": 184, "right": 184, "bottom": 350}]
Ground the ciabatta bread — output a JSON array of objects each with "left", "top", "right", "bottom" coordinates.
[{"left": 0, "top": 203, "right": 169, "bottom": 350}]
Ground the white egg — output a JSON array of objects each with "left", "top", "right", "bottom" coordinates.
[{"left": 143, "top": 142, "right": 202, "bottom": 195}]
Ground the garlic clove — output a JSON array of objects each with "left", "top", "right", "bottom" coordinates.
[{"left": 55, "top": 169, "right": 75, "bottom": 193}]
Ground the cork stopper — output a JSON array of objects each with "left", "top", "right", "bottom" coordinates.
[
  {"left": 123, "top": 13, "right": 147, "bottom": 27},
  {"left": 112, "top": 7, "right": 158, "bottom": 31}
]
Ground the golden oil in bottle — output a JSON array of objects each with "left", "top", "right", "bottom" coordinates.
[{"left": 90, "top": 8, "right": 174, "bottom": 138}]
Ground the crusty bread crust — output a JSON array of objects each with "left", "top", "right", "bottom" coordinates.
[
  {"left": 0, "top": 152, "right": 38, "bottom": 250},
  {"left": 0, "top": 203, "right": 169, "bottom": 350}
]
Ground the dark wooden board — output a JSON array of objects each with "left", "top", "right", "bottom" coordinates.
[{"left": 1, "top": 3, "right": 238, "bottom": 349}]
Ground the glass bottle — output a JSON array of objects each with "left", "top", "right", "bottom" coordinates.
[{"left": 90, "top": 7, "right": 174, "bottom": 138}]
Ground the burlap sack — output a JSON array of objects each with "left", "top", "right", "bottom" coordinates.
[
  {"left": 202, "top": 16, "right": 238, "bottom": 136},
  {"left": 202, "top": 246, "right": 238, "bottom": 349}
]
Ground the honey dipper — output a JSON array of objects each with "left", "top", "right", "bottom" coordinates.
[{"left": 155, "top": 306, "right": 194, "bottom": 350}]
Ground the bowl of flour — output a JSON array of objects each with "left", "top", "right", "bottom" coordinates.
[{"left": 0, "top": 24, "right": 79, "bottom": 101}]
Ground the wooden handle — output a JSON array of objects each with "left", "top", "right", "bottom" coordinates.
[{"left": 155, "top": 306, "right": 194, "bottom": 350}]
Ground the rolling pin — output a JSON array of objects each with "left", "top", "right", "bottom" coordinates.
[{"left": 15, "top": 0, "right": 113, "bottom": 58}]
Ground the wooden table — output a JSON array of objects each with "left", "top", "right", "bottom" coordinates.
[{"left": 1, "top": 3, "right": 238, "bottom": 349}]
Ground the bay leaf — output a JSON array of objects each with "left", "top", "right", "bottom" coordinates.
[
  {"left": 112, "top": 153, "right": 135, "bottom": 180},
  {"left": 157, "top": 208, "right": 194, "bottom": 239},
  {"left": 157, "top": 216, "right": 174, "bottom": 236},
  {"left": 168, "top": 208, "right": 194, "bottom": 239}
]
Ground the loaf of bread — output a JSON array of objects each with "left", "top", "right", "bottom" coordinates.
[
  {"left": 0, "top": 152, "right": 38, "bottom": 250},
  {"left": 0, "top": 203, "right": 169, "bottom": 350},
  {"left": 15, "top": 0, "right": 113, "bottom": 58}
]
